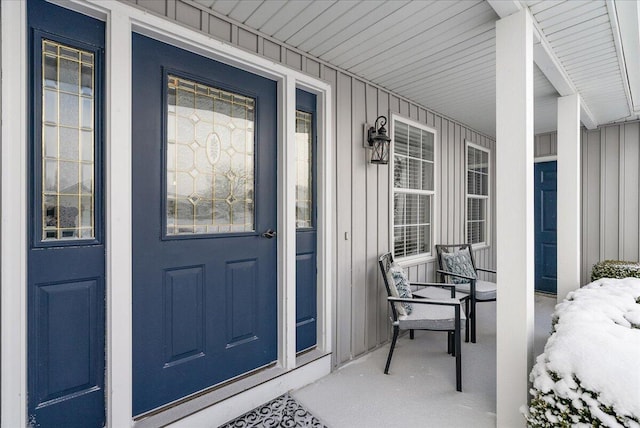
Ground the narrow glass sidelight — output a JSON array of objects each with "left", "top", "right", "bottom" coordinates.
[
  {"left": 41, "top": 40, "right": 95, "bottom": 241},
  {"left": 295, "top": 110, "right": 313, "bottom": 228},
  {"left": 166, "top": 75, "right": 256, "bottom": 235}
]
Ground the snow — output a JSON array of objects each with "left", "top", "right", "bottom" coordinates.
[{"left": 528, "top": 278, "right": 640, "bottom": 426}]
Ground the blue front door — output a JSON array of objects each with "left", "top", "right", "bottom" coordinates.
[
  {"left": 295, "top": 89, "right": 317, "bottom": 352},
  {"left": 535, "top": 161, "right": 557, "bottom": 294},
  {"left": 27, "top": 1, "right": 106, "bottom": 426},
  {"left": 132, "top": 34, "right": 278, "bottom": 415}
]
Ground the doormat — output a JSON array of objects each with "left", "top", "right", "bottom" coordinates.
[{"left": 219, "top": 393, "right": 328, "bottom": 427}]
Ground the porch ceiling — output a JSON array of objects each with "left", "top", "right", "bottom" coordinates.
[{"left": 193, "top": 0, "right": 638, "bottom": 137}]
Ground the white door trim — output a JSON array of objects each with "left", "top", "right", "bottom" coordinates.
[{"left": 1, "top": 1, "right": 28, "bottom": 426}]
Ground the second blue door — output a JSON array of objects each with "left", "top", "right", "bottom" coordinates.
[
  {"left": 132, "top": 34, "right": 278, "bottom": 415},
  {"left": 535, "top": 161, "right": 557, "bottom": 294}
]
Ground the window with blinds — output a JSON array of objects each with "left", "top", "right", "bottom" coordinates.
[
  {"left": 392, "top": 119, "right": 435, "bottom": 259},
  {"left": 466, "top": 143, "right": 489, "bottom": 245}
]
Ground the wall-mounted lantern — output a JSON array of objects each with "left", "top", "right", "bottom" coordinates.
[{"left": 367, "top": 115, "right": 391, "bottom": 165}]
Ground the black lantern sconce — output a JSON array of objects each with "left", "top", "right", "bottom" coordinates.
[{"left": 367, "top": 116, "right": 391, "bottom": 165}]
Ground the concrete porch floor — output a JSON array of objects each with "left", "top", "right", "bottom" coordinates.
[{"left": 292, "top": 294, "right": 556, "bottom": 428}]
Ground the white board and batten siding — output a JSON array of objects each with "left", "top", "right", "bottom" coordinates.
[
  {"left": 126, "top": 0, "right": 496, "bottom": 367},
  {"left": 535, "top": 122, "right": 640, "bottom": 284},
  {"left": 534, "top": 132, "right": 558, "bottom": 158}
]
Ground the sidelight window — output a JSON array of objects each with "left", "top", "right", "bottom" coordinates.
[
  {"left": 41, "top": 40, "right": 96, "bottom": 240},
  {"left": 295, "top": 110, "right": 313, "bottom": 229}
]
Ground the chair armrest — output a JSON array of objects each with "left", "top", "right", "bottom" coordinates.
[
  {"left": 411, "top": 283, "right": 462, "bottom": 299},
  {"left": 413, "top": 285, "right": 469, "bottom": 301},
  {"left": 388, "top": 296, "right": 461, "bottom": 307},
  {"left": 476, "top": 268, "right": 497, "bottom": 274},
  {"left": 411, "top": 282, "right": 456, "bottom": 291},
  {"left": 411, "top": 281, "right": 454, "bottom": 288},
  {"left": 436, "top": 270, "right": 476, "bottom": 281}
]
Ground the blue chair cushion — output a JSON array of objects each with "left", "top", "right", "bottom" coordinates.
[
  {"left": 441, "top": 247, "right": 477, "bottom": 284},
  {"left": 389, "top": 263, "right": 413, "bottom": 315}
]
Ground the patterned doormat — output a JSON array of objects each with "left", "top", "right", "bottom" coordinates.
[{"left": 219, "top": 393, "right": 328, "bottom": 427}]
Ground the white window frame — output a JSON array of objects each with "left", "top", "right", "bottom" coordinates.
[
  {"left": 465, "top": 140, "right": 490, "bottom": 248},
  {"left": 389, "top": 115, "right": 438, "bottom": 266}
]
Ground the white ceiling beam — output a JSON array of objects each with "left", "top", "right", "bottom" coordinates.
[
  {"left": 532, "top": 30, "right": 598, "bottom": 130},
  {"left": 486, "top": 0, "right": 521, "bottom": 18},
  {"left": 608, "top": 0, "right": 640, "bottom": 115},
  {"left": 488, "top": 0, "right": 599, "bottom": 129}
]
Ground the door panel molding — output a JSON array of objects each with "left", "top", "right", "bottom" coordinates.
[{"left": 163, "top": 266, "right": 205, "bottom": 367}]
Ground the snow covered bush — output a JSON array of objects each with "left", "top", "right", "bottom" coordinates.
[
  {"left": 526, "top": 278, "right": 640, "bottom": 428},
  {"left": 591, "top": 260, "right": 640, "bottom": 282}
]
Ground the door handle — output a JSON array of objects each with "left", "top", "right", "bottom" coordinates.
[{"left": 261, "top": 229, "right": 276, "bottom": 239}]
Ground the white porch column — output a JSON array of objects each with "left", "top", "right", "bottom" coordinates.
[
  {"left": 557, "top": 94, "right": 581, "bottom": 302},
  {"left": 496, "top": 9, "right": 535, "bottom": 427}
]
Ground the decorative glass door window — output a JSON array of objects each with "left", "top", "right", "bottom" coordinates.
[
  {"left": 166, "top": 75, "right": 255, "bottom": 235},
  {"left": 41, "top": 40, "right": 95, "bottom": 240},
  {"left": 296, "top": 110, "right": 313, "bottom": 228}
]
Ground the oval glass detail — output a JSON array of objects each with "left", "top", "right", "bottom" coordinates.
[
  {"left": 166, "top": 75, "right": 256, "bottom": 236},
  {"left": 205, "top": 132, "right": 221, "bottom": 165}
]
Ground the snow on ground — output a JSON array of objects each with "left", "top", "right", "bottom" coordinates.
[{"left": 529, "top": 278, "right": 640, "bottom": 425}]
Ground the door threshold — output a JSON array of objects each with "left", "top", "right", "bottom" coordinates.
[
  {"left": 535, "top": 290, "right": 557, "bottom": 297},
  {"left": 134, "top": 364, "right": 282, "bottom": 427},
  {"left": 134, "top": 362, "right": 278, "bottom": 421},
  {"left": 133, "top": 352, "right": 330, "bottom": 428}
]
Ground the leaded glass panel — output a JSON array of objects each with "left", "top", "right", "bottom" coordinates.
[
  {"left": 296, "top": 110, "right": 313, "bottom": 228},
  {"left": 41, "top": 40, "right": 95, "bottom": 240},
  {"left": 166, "top": 75, "right": 255, "bottom": 235}
]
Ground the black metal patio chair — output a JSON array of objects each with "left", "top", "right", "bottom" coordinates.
[
  {"left": 435, "top": 244, "right": 497, "bottom": 343},
  {"left": 378, "top": 253, "right": 469, "bottom": 391}
]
